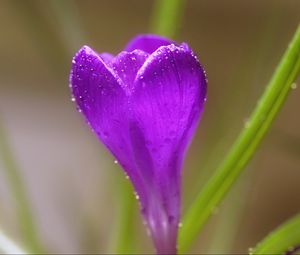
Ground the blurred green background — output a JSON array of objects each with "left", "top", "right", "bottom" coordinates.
[{"left": 0, "top": 0, "right": 299, "bottom": 254}]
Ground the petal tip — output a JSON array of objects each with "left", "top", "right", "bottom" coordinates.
[{"left": 125, "top": 34, "right": 175, "bottom": 54}]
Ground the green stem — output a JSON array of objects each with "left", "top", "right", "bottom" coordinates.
[
  {"left": 251, "top": 214, "right": 300, "bottom": 255},
  {"left": 107, "top": 165, "right": 137, "bottom": 255},
  {"left": 111, "top": 176, "right": 136, "bottom": 254},
  {"left": 151, "top": 0, "right": 184, "bottom": 38},
  {"left": 206, "top": 10, "right": 282, "bottom": 253},
  {"left": 0, "top": 123, "right": 43, "bottom": 253},
  {"left": 0, "top": 230, "right": 27, "bottom": 254},
  {"left": 41, "top": 0, "right": 88, "bottom": 55},
  {"left": 179, "top": 24, "right": 300, "bottom": 253},
  {"left": 207, "top": 171, "right": 252, "bottom": 254}
]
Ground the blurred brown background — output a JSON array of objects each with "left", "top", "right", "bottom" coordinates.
[{"left": 0, "top": 0, "right": 299, "bottom": 254}]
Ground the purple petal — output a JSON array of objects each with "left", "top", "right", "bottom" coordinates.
[
  {"left": 69, "top": 38, "right": 207, "bottom": 255},
  {"left": 70, "top": 46, "right": 149, "bottom": 205},
  {"left": 125, "top": 34, "right": 174, "bottom": 54},
  {"left": 99, "top": 52, "right": 114, "bottom": 65},
  {"left": 111, "top": 50, "right": 149, "bottom": 92},
  {"left": 131, "top": 44, "right": 207, "bottom": 253},
  {"left": 70, "top": 46, "right": 126, "bottom": 159}
]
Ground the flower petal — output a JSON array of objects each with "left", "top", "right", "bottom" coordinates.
[
  {"left": 131, "top": 43, "right": 207, "bottom": 251},
  {"left": 133, "top": 44, "right": 207, "bottom": 165},
  {"left": 70, "top": 46, "right": 126, "bottom": 155},
  {"left": 111, "top": 50, "right": 149, "bottom": 92},
  {"left": 99, "top": 52, "right": 114, "bottom": 65},
  {"left": 70, "top": 46, "right": 148, "bottom": 202},
  {"left": 69, "top": 39, "right": 207, "bottom": 254},
  {"left": 125, "top": 34, "right": 174, "bottom": 54}
]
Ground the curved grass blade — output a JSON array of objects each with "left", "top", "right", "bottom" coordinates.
[
  {"left": 0, "top": 230, "right": 27, "bottom": 254},
  {"left": 179, "top": 24, "right": 300, "bottom": 253},
  {"left": 251, "top": 213, "right": 300, "bottom": 255},
  {"left": 0, "top": 123, "right": 43, "bottom": 252}
]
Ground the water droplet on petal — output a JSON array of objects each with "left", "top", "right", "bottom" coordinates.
[
  {"left": 71, "top": 97, "right": 75, "bottom": 102},
  {"left": 244, "top": 118, "right": 250, "bottom": 128},
  {"left": 114, "top": 160, "right": 118, "bottom": 164},
  {"left": 134, "top": 192, "right": 139, "bottom": 200}
]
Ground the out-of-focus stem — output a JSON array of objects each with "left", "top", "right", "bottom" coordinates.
[
  {"left": 151, "top": 0, "right": 184, "bottom": 38},
  {"left": 40, "top": 0, "right": 88, "bottom": 55},
  {"left": 207, "top": 172, "right": 251, "bottom": 254},
  {"left": 110, "top": 175, "right": 136, "bottom": 254},
  {"left": 179, "top": 24, "right": 300, "bottom": 253},
  {"left": 0, "top": 123, "right": 43, "bottom": 252},
  {"left": 0, "top": 230, "right": 27, "bottom": 254}
]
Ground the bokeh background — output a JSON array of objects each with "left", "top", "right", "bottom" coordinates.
[{"left": 0, "top": 0, "right": 299, "bottom": 254}]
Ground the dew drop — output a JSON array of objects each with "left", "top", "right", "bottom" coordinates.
[
  {"left": 114, "top": 160, "right": 118, "bottom": 164},
  {"left": 244, "top": 120, "right": 250, "bottom": 128},
  {"left": 178, "top": 222, "right": 183, "bottom": 228},
  {"left": 291, "top": 83, "right": 297, "bottom": 89},
  {"left": 248, "top": 247, "right": 253, "bottom": 255},
  {"left": 134, "top": 192, "right": 140, "bottom": 200},
  {"left": 71, "top": 97, "right": 75, "bottom": 102}
]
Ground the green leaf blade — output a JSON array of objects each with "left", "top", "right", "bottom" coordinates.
[
  {"left": 251, "top": 214, "right": 300, "bottom": 255},
  {"left": 179, "top": 24, "right": 300, "bottom": 253}
]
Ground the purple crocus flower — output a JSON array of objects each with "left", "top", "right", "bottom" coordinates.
[{"left": 69, "top": 34, "right": 207, "bottom": 254}]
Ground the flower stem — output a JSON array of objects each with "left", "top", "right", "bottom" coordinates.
[
  {"left": 0, "top": 230, "right": 27, "bottom": 254},
  {"left": 151, "top": 0, "right": 185, "bottom": 38},
  {"left": 179, "top": 24, "right": 300, "bottom": 253},
  {"left": 251, "top": 213, "right": 300, "bottom": 255},
  {"left": 111, "top": 176, "right": 136, "bottom": 254},
  {"left": 0, "top": 123, "right": 43, "bottom": 253}
]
